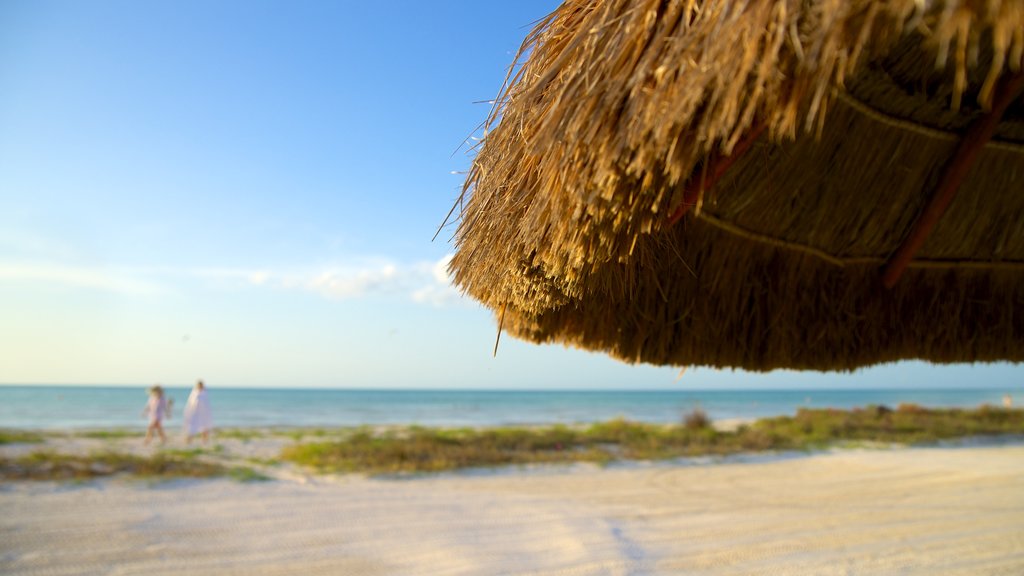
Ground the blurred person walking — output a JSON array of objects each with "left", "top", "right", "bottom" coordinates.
[
  {"left": 142, "top": 385, "right": 171, "bottom": 445},
  {"left": 183, "top": 379, "right": 213, "bottom": 444}
]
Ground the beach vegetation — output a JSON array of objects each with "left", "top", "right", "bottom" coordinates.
[
  {"left": 5, "top": 405, "right": 1022, "bottom": 481},
  {"left": 0, "top": 450, "right": 226, "bottom": 481},
  {"left": 1, "top": 449, "right": 271, "bottom": 484},
  {"left": 0, "top": 429, "right": 45, "bottom": 445},
  {"left": 749, "top": 404, "right": 1024, "bottom": 448},
  {"left": 282, "top": 405, "right": 1024, "bottom": 475},
  {"left": 77, "top": 429, "right": 143, "bottom": 440},
  {"left": 162, "top": 445, "right": 225, "bottom": 460},
  {"left": 280, "top": 429, "right": 312, "bottom": 441},
  {"left": 281, "top": 425, "right": 613, "bottom": 474},
  {"left": 683, "top": 408, "right": 712, "bottom": 430},
  {"left": 227, "top": 466, "right": 271, "bottom": 482},
  {"left": 277, "top": 427, "right": 348, "bottom": 441},
  {"left": 216, "top": 429, "right": 266, "bottom": 442},
  {"left": 244, "top": 457, "right": 281, "bottom": 467}
]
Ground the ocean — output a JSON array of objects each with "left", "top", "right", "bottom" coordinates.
[{"left": 0, "top": 385, "right": 1013, "bottom": 430}]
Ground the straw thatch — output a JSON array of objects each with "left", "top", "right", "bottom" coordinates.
[{"left": 449, "top": 0, "right": 1024, "bottom": 371}]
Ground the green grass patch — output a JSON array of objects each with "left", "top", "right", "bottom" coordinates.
[
  {"left": 227, "top": 466, "right": 271, "bottom": 482},
  {"left": 0, "top": 429, "right": 45, "bottom": 445},
  {"left": 750, "top": 404, "right": 1024, "bottom": 448},
  {"left": 244, "top": 457, "right": 282, "bottom": 467},
  {"left": 275, "top": 427, "right": 346, "bottom": 442},
  {"left": 281, "top": 405, "right": 1024, "bottom": 475},
  {"left": 1, "top": 445, "right": 274, "bottom": 483},
  {"left": 282, "top": 425, "right": 613, "bottom": 474},
  {"left": 76, "top": 429, "right": 143, "bottom": 440},
  {"left": 0, "top": 451, "right": 227, "bottom": 481},
  {"left": 216, "top": 429, "right": 266, "bottom": 442},
  {"left": 162, "top": 445, "right": 225, "bottom": 459}
]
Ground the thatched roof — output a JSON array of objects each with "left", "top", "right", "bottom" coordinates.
[{"left": 449, "top": 0, "right": 1024, "bottom": 371}]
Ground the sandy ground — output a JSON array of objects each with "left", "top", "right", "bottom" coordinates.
[{"left": 2, "top": 438, "right": 1023, "bottom": 575}]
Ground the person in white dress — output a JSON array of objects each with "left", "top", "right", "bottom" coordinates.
[{"left": 183, "top": 379, "right": 213, "bottom": 444}]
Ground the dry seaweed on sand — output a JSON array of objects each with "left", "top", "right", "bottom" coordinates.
[
  {"left": 0, "top": 450, "right": 258, "bottom": 482},
  {"left": 281, "top": 405, "right": 1024, "bottom": 475}
]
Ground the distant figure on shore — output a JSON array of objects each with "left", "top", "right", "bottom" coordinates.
[
  {"left": 1004, "top": 394, "right": 1013, "bottom": 408},
  {"left": 183, "top": 379, "right": 213, "bottom": 444},
  {"left": 142, "top": 385, "right": 171, "bottom": 445}
]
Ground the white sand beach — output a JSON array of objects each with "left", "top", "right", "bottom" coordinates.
[{"left": 3, "top": 440, "right": 1023, "bottom": 575}]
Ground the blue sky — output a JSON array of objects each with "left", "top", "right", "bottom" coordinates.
[{"left": 1, "top": 0, "right": 1020, "bottom": 390}]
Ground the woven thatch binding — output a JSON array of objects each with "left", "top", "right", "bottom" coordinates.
[{"left": 450, "top": 0, "right": 1024, "bottom": 371}]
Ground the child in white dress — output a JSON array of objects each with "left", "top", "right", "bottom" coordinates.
[
  {"left": 142, "top": 385, "right": 171, "bottom": 445},
  {"left": 183, "top": 379, "right": 213, "bottom": 444}
]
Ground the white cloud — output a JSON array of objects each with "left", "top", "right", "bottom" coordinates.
[
  {"left": 431, "top": 254, "right": 453, "bottom": 284},
  {"left": 248, "top": 271, "right": 271, "bottom": 286},
  {"left": 411, "top": 254, "right": 466, "bottom": 307},
  {"left": 411, "top": 283, "right": 465, "bottom": 307},
  {"left": 299, "top": 254, "right": 467, "bottom": 306},
  {"left": 306, "top": 263, "right": 400, "bottom": 299},
  {"left": 0, "top": 254, "right": 469, "bottom": 306}
]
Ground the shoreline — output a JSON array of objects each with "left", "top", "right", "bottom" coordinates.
[
  {"left": 2, "top": 386, "right": 1016, "bottom": 432},
  {"left": 0, "top": 418, "right": 758, "bottom": 436}
]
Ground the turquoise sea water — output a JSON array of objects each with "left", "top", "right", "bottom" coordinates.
[{"left": 0, "top": 386, "right": 1014, "bottom": 430}]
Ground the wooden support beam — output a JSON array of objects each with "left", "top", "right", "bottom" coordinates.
[
  {"left": 882, "top": 71, "right": 1024, "bottom": 289},
  {"left": 667, "top": 123, "right": 767, "bottom": 226}
]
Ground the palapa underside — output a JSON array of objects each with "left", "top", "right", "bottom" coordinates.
[{"left": 450, "top": 0, "right": 1024, "bottom": 371}]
